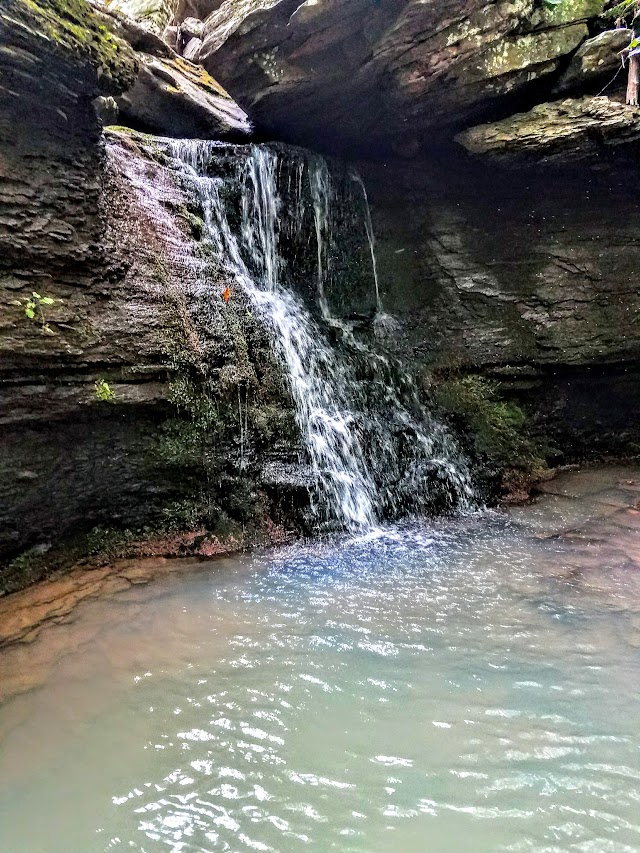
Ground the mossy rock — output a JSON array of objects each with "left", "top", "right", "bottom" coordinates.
[
  {"left": 105, "top": 0, "right": 175, "bottom": 35},
  {"left": 9, "top": 0, "right": 138, "bottom": 95},
  {"left": 433, "top": 374, "right": 549, "bottom": 476}
]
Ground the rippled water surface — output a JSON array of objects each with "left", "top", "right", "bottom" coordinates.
[{"left": 1, "top": 512, "right": 640, "bottom": 852}]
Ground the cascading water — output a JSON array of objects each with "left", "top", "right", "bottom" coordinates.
[
  {"left": 308, "top": 156, "right": 332, "bottom": 320},
  {"left": 168, "top": 140, "right": 475, "bottom": 529},
  {"left": 351, "top": 171, "right": 381, "bottom": 313}
]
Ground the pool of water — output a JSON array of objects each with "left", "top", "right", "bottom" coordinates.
[{"left": 1, "top": 506, "right": 640, "bottom": 852}]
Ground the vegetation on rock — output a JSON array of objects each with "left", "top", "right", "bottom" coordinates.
[
  {"left": 433, "top": 375, "right": 549, "bottom": 498},
  {"left": 18, "top": 292, "right": 57, "bottom": 336},
  {"left": 8, "top": 0, "right": 138, "bottom": 95}
]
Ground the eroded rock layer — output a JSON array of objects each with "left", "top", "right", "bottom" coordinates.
[
  {"left": 194, "top": 0, "right": 604, "bottom": 152},
  {"left": 0, "top": 1, "right": 299, "bottom": 583},
  {"left": 364, "top": 150, "right": 640, "bottom": 455}
]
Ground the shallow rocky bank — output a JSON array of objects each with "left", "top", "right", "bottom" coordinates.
[{"left": 1, "top": 464, "right": 640, "bottom": 706}]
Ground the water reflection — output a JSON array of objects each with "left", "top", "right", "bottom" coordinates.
[{"left": 1, "top": 476, "right": 640, "bottom": 851}]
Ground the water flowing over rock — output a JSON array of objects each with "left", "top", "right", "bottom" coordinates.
[{"left": 166, "top": 140, "right": 475, "bottom": 527}]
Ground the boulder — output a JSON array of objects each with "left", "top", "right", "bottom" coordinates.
[
  {"left": 163, "top": 24, "right": 179, "bottom": 49},
  {"left": 91, "top": 2, "right": 251, "bottom": 139},
  {"left": 196, "top": 0, "right": 602, "bottom": 152},
  {"left": 182, "top": 36, "right": 202, "bottom": 60},
  {"left": 455, "top": 96, "right": 640, "bottom": 164},
  {"left": 179, "top": 15, "right": 204, "bottom": 39},
  {"left": 553, "top": 27, "right": 632, "bottom": 94},
  {"left": 102, "top": 0, "right": 175, "bottom": 34},
  {"left": 93, "top": 1, "right": 176, "bottom": 57},
  {"left": 177, "top": 15, "right": 204, "bottom": 55},
  {"left": 116, "top": 54, "right": 252, "bottom": 139}
]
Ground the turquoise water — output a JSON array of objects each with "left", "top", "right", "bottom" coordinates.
[{"left": 1, "top": 516, "right": 639, "bottom": 852}]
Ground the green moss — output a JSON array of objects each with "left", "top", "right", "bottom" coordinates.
[
  {"left": 13, "top": 0, "right": 138, "bottom": 95},
  {"left": 161, "top": 202, "right": 205, "bottom": 240},
  {"left": 2, "top": 548, "right": 48, "bottom": 595},
  {"left": 85, "top": 525, "right": 136, "bottom": 556},
  {"left": 434, "top": 375, "right": 548, "bottom": 475},
  {"left": 168, "top": 375, "right": 220, "bottom": 428}
]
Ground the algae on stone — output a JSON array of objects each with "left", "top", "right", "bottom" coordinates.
[{"left": 8, "top": 0, "right": 138, "bottom": 94}]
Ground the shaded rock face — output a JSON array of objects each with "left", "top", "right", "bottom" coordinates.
[
  {"left": 94, "top": 3, "right": 253, "bottom": 139},
  {"left": 552, "top": 27, "right": 632, "bottom": 95},
  {"left": 456, "top": 96, "right": 640, "bottom": 164},
  {"left": 196, "top": 0, "right": 602, "bottom": 153},
  {"left": 0, "top": 2, "right": 296, "bottom": 583},
  {"left": 0, "top": 125, "right": 303, "bottom": 579},
  {"left": 116, "top": 54, "right": 253, "bottom": 138},
  {"left": 363, "top": 153, "right": 640, "bottom": 457}
]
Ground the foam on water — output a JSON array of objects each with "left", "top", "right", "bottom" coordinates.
[{"left": 1, "top": 514, "right": 639, "bottom": 852}]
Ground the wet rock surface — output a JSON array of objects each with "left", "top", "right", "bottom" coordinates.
[
  {"left": 511, "top": 465, "right": 640, "bottom": 536},
  {"left": 0, "top": 124, "right": 303, "bottom": 578},
  {"left": 0, "top": 3, "right": 300, "bottom": 582},
  {"left": 363, "top": 151, "right": 640, "bottom": 457}
]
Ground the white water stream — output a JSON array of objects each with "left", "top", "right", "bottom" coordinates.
[{"left": 168, "top": 141, "right": 474, "bottom": 528}]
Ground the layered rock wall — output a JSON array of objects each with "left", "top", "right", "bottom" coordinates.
[
  {"left": 0, "top": 1, "right": 293, "bottom": 583},
  {"left": 365, "top": 151, "right": 640, "bottom": 456}
]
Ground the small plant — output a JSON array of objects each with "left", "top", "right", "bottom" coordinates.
[
  {"left": 18, "top": 291, "right": 56, "bottom": 335},
  {"left": 603, "top": 0, "right": 640, "bottom": 22},
  {"left": 94, "top": 379, "right": 116, "bottom": 402}
]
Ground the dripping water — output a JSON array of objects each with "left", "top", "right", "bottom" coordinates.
[
  {"left": 168, "top": 140, "right": 475, "bottom": 528},
  {"left": 351, "top": 171, "right": 381, "bottom": 312},
  {"left": 351, "top": 171, "right": 401, "bottom": 338},
  {"left": 308, "top": 156, "right": 332, "bottom": 320}
]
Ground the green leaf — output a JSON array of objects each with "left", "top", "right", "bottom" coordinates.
[
  {"left": 40, "top": 297, "right": 55, "bottom": 305},
  {"left": 25, "top": 306, "right": 35, "bottom": 319},
  {"left": 32, "top": 292, "right": 41, "bottom": 300}
]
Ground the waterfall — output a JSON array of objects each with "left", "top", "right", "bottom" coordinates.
[
  {"left": 308, "top": 156, "right": 332, "bottom": 320},
  {"left": 351, "top": 172, "right": 381, "bottom": 313},
  {"left": 167, "top": 140, "right": 475, "bottom": 529}
]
